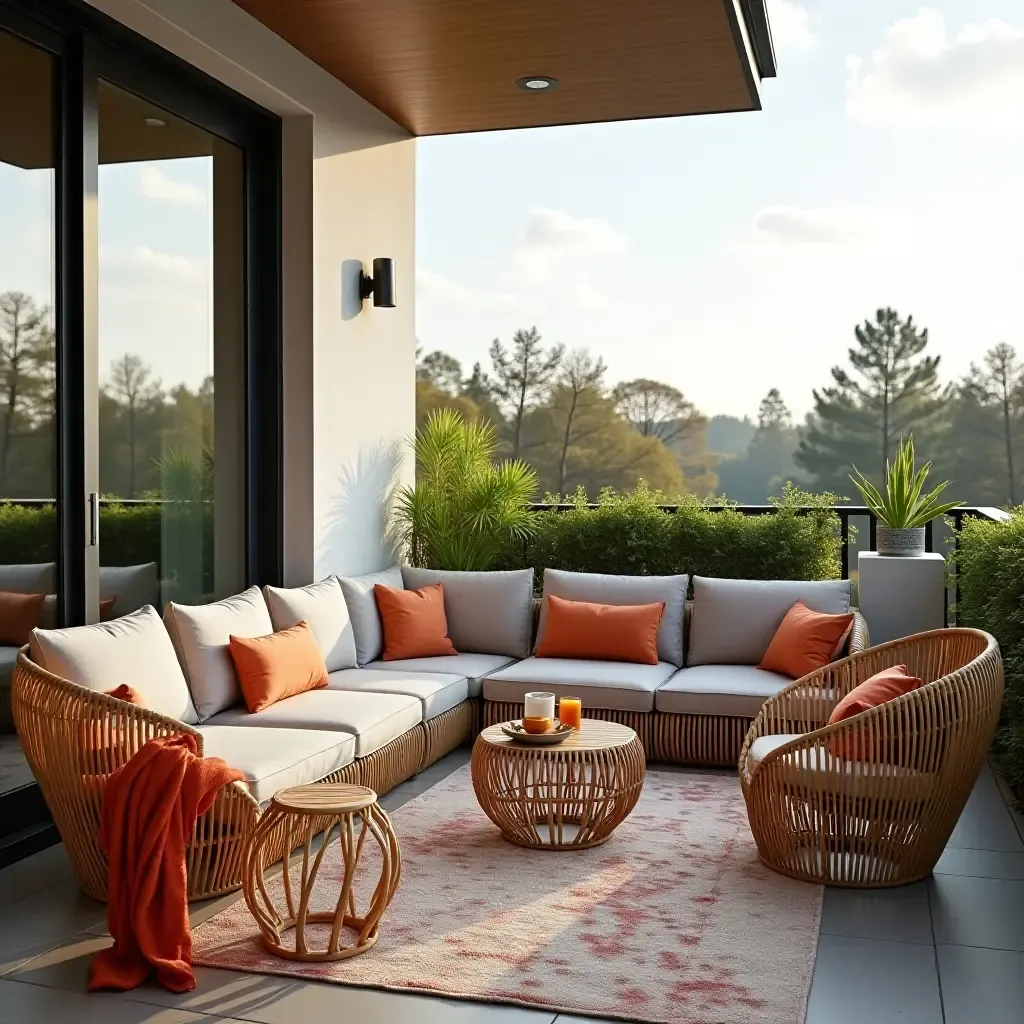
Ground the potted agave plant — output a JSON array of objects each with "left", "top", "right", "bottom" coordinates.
[{"left": 850, "top": 436, "right": 960, "bottom": 556}]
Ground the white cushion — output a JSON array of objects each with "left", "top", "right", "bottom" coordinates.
[
  {"left": 363, "top": 652, "right": 515, "bottom": 697},
  {"left": 483, "top": 656, "right": 676, "bottom": 712},
  {"left": 538, "top": 568, "right": 689, "bottom": 667},
  {"left": 264, "top": 578, "right": 356, "bottom": 672},
  {"left": 655, "top": 664, "right": 792, "bottom": 718},
  {"left": 401, "top": 568, "right": 534, "bottom": 659},
  {"left": 327, "top": 667, "right": 468, "bottom": 721},
  {"left": 0, "top": 563, "right": 54, "bottom": 594},
  {"left": 204, "top": 689, "right": 422, "bottom": 758},
  {"left": 747, "top": 732, "right": 925, "bottom": 797},
  {"left": 99, "top": 563, "right": 160, "bottom": 616},
  {"left": 337, "top": 567, "right": 403, "bottom": 666},
  {"left": 687, "top": 577, "right": 852, "bottom": 666},
  {"left": 29, "top": 606, "right": 198, "bottom": 724},
  {"left": 163, "top": 587, "right": 273, "bottom": 721},
  {"left": 197, "top": 725, "right": 355, "bottom": 805}
]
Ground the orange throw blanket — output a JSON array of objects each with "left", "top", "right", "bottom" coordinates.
[{"left": 89, "top": 734, "right": 244, "bottom": 993}]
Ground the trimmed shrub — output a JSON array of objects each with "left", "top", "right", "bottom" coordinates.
[
  {"left": 954, "top": 509, "right": 1024, "bottom": 799},
  {"left": 505, "top": 483, "right": 844, "bottom": 584}
]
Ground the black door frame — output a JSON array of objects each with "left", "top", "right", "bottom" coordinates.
[{"left": 0, "top": 0, "right": 283, "bottom": 626}]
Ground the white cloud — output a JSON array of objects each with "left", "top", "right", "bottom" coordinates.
[
  {"left": 416, "top": 269, "right": 521, "bottom": 310},
  {"left": 767, "top": 0, "right": 816, "bottom": 52},
  {"left": 138, "top": 164, "right": 206, "bottom": 208},
  {"left": 129, "top": 245, "right": 204, "bottom": 281},
  {"left": 747, "top": 204, "right": 899, "bottom": 249},
  {"left": 511, "top": 207, "right": 626, "bottom": 283},
  {"left": 846, "top": 8, "right": 1024, "bottom": 135}
]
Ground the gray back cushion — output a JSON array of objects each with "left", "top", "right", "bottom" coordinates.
[
  {"left": 0, "top": 562, "right": 54, "bottom": 594},
  {"left": 537, "top": 568, "right": 689, "bottom": 667},
  {"left": 401, "top": 568, "right": 534, "bottom": 659},
  {"left": 687, "top": 576, "right": 853, "bottom": 666},
  {"left": 337, "top": 566, "right": 403, "bottom": 666},
  {"left": 99, "top": 562, "right": 160, "bottom": 615}
]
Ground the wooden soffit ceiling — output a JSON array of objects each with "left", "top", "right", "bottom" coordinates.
[{"left": 230, "top": 0, "right": 776, "bottom": 136}]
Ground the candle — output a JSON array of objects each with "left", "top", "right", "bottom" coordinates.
[
  {"left": 524, "top": 691, "right": 555, "bottom": 724},
  {"left": 559, "top": 697, "right": 582, "bottom": 730}
]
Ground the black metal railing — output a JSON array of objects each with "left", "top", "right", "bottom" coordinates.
[{"left": 526, "top": 502, "right": 1011, "bottom": 625}]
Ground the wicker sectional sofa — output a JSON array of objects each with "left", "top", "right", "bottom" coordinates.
[{"left": 11, "top": 565, "right": 866, "bottom": 902}]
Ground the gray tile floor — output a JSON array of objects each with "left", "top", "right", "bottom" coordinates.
[{"left": 0, "top": 751, "right": 1021, "bottom": 1024}]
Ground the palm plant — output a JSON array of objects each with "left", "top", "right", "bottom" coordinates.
[
  {"left": 850, "top": 435, "right": 960, "bottom": 528},
  {"left": 393, "top": 408, "right": 538, "bottom": 570}
]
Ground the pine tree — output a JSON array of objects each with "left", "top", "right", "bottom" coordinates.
[
  {"left": 796, "top": 308, "right": 950, "bottom": 492},
  {"left": 488, "top": 327, "right": 563, "bottom": 458}
]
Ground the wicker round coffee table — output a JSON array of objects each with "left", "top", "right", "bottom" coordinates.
[
  {"left": 471, "top": 720, "right": 646, "bottom": 850},
  {"left": 242, "top": 783, "right": 401, "bottom": 962}
]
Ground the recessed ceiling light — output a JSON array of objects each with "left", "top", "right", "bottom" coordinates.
[
  {"left": 516, "top": 76, "right": 558, "bottom": 92},
  {"left": 144, "top": 116, "right": 167, "bottom": 128}
]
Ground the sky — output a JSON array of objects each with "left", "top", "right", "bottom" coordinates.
[{"left": 415, "top": 1, "right": 1024, "bottom": 420}]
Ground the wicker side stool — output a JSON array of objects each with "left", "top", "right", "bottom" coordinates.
[{"left": 243, "top": 783, "right": 401, "bottom": 962}]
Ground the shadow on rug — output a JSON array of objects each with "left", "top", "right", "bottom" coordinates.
[{"left": 192, "top": 767, "right": 822, "bottom": 1024}]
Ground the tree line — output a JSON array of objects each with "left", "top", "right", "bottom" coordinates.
[
  {"left": 0, "top": 290, "right": 213, "bottom": 501},
  {"left": 421, "top": 308, "right": 1024, "bottom": 506}
]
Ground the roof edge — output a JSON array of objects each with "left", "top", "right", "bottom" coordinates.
[{"left": 738, "top": 0, "right": 777, "bottom": 79}]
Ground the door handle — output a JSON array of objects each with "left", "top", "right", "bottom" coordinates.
[{"left": 88, "top": 492, "right": 99, "bottom": 547}]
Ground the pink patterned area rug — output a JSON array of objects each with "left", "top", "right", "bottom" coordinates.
[{"left": 193, "top": 767, "right": 822, "bottom": 1024}]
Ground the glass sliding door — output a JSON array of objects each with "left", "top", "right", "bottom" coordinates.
[
  {"left": 0, "top": 29, "right": 58, "bottom": 794},
  {"left": 96, "top": 82, "right": 246, "bottom": 613}
]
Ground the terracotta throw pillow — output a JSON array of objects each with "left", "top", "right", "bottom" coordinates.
[
  {"left": 536, "top": 594, "right": 666, "bottom": 665},
  {"left": 100, "top": 596, "right": 118, "bottom": 620},
  {"left": 759, "top": 600, "right": 855, "bottom": 679},
  {"left": 0, "top": 590, "right": 46, "bottom": 646},
  {"left": 374, "top": 583, "right": 457, "bottom": 661},
  {"left": 105, "top": 684, "right": 146, "bottom": 706},
  {"left": 228, "top": 621, "right": 329, "bottom": 713},
  {"left": 827, "top": 664, "right": 923, "bottom": 761}
]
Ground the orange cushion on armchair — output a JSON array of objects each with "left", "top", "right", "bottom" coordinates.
[
  {"left": 827, "top": 664, "right": 923, "bottom": 761},
  {"left": 535, "top": 594, "right": 665, "bottom": 665},
  {"left": 759, "top": 600, "right": 855, "bottom": 679},
  {"left": 374, "top": 583, "right": 457, "bottom": 660}
]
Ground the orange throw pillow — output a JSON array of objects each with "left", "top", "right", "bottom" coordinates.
[
  {"left": 228, "top": 621, "right": 329, "bottom": 713},
  {"left": 374, "top": 583, "right": 457, "bottom": 661},
  {"left": 827, "top": 664, "right": 922, "bottom": 761},
  {"left": 759, "top": 600, "right": 855, "bottom": 679},
  {"left": 105, "top": 684, "right": 146, "bottom": 706},
  {"left": 100, "top": 596, "right": 118, "bottom": 620},
  {"left": 536, "top": 594, "right": 665, "bottom": 665},
  {"left": 0, "top": 590, "right": 46, "bottom": 646}
]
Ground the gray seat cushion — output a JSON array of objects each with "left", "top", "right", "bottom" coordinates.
[
  {"left": 203, "top": 689, "right": 422, "bottom": 758},
  {"left": 337, "top": 567, "right": 403, "bottom": 666},
  {"left": 197, "top": 725, "right": 355, "bottom": 805},
  {"left": 537, "top": 569, "right": 689, "bottom": 667},
  {"left": 327, "top": 667, "right": 468, "bottom": 721},
  {"left": 484, "top": 656, "right": 676, "bottom": 712},
  {"left": 362, "top": 652, "right": 515, "bottom": 697},
  {"left": 687, "top": 577, "right": 852, "bottom": 666},
  {"left": 401, "top": 568, "right": 534, "bottom": 659},
  {"left": 655, "top": 664, "right": 793, "bottom": 718}
]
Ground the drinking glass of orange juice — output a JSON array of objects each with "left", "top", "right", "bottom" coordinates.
[{"left": 559, "top": 697, "right": 582, "bottom": 730}]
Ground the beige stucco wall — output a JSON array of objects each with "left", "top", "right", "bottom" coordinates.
[{"left": 85, "top": 0, "right": 416, "bottom": 584}]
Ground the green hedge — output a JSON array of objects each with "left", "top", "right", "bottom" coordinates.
[
  {"left": 0, "top": 501, "right": 215, "bottom": 591},
  {"left": 954, "top": 509, "right": 1024, "bottom": 799},
  {"left": 504, "top": 484, "right": 844, "bottom": 583}
]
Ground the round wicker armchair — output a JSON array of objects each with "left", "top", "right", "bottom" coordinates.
[
  {"left": 11, "top": 651, "right": 260, "bottom": 902},
  {"left": 739, "top": 628, "right": 1004, "bottom": 887}
]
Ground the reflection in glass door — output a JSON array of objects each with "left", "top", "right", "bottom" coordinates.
[
  {"left": 97, "top": 82, "right": 245, "bottom": 615},
  {"left": 0, "top": 30, "right": 57, "bottom": 792}
]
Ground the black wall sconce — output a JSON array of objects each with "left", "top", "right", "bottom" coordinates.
[{"left": 359, "top": 258, "right": 396, "bottom": 308}]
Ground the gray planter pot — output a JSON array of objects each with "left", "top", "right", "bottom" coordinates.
[{"left": 875, "top": 525, "right": 926, "bottom": 557}]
